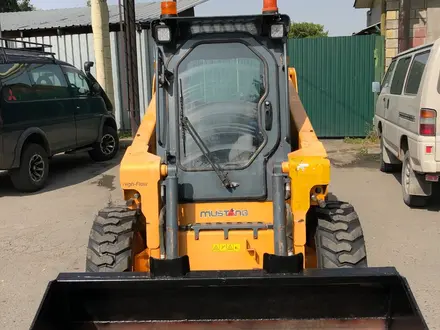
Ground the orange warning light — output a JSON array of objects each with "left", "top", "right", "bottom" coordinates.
[
  {"left": 263, "top": 0, "right": 278, "bottom": 13},
  {"left": 161, "top": 1, "right": 177, "bottom": 17}
]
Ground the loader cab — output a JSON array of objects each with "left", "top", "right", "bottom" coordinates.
[{"left": 151, "top": 14, "right": 291, "bottom": 202}]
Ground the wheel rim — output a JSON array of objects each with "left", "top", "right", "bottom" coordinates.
[
  {"left": 28, "top": 154, "right": 45, "bottom": 182},
  {"left": 100, "top": 134, "right": 116, "bottom": 155}
]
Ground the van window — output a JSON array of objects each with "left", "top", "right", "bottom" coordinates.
[
  {"left": 28, "top": 64, "right": 70, "bottom": 99},
  {"left": 390, "top": 56, "right": 411, "bottom": 95},
  {"left": 405, "top": 51, "right": 430, "bottom": 95},
  {"left": 381, "top": 60, "right": 397, "bottom": 91},
  {"left": 0, "top": 63, "right": 33, "bottom": 102},
  {"left": 62, "top": 66, "right": 91, "bottom": 96}
]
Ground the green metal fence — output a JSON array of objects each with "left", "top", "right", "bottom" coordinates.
[{"left": 288, "top": 35, "right": 384, "bottom": 138}]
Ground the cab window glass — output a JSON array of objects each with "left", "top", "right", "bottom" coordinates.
[
  {"left": 28, "top": 64, "right": 70, "bottom": 99},
  {"left": 381, "top": 60, "right": 396, "bottom": 92},
  {"left": 63, "top": 66, "right": 91, "bottom": 96},
  {"left": 0, "top": 63, "right": 34, "bottom": 102},
  {"left": 390, "top": 56, "right": 411, "bottom": 95},
  {"left": 405, "top": 50, "right": 430, "bottom": 95}
]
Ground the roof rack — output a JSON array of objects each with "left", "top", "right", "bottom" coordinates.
[{"left": 0, "top": 38, "right": 56, "bottom": 63}]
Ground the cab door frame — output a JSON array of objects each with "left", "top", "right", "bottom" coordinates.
[{"left": 165, "top": 34, "right": 282, "bottom": 202}]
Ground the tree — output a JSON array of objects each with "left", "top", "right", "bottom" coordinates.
[
  {"left": 0, "top": 0, "right": 35, "bottom": 12},
  {"left": 87, "top": 0, "right": 91, "bottom": 6},
  {"left": 18, "top": 0, "right": 34, "bottom": 11},
  {"left": 288, "top": 22, "right": 328, "bottom": 39}
]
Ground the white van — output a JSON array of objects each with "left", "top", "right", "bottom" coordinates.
[{"left": 373, "top": 38, "right": 440, "bottom": 207}]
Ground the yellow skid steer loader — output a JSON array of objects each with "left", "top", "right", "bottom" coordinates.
[{"left": 29, "top": 1, "right": 427, "bottom": 329}]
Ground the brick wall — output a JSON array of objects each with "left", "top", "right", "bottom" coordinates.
[
  {"left": 427, "top": 0, "right": 440, "bottom": 43},
  {"left": 384, "top": 0, "right": 431, "bottom": 68}
]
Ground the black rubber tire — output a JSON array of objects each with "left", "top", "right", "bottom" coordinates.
[
  {"left": 10, "top": 143, "right": 49, "bottom": 192},
  {"left": 88, "top": 126, "right": 119, "bottom": 162},
  {"left": 380, "top": 135, "right": 400, "bottom": 173},
  {"left": 401, "top": 150, "right": 429, "bottom": 208},
  {"left": 86, "top": 206, "right": 138, "bottom": 272},
  {"left": 314, "top": 201, "right": 368, "bottom": 268}
]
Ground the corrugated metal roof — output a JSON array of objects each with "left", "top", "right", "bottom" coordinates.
[{"left": 0, "top": 0, "right": 208, "bottom": 32}]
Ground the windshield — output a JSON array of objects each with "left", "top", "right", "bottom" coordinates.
[{"left": 178, "top": 42, "right": 266, "bottom": 171}]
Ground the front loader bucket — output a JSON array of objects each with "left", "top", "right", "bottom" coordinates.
[{"left": 30, "top": 267, "right": 427, "bottom": 330}]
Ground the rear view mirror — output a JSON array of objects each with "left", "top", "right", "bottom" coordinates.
[
  {"left": 92, "top": 82, "right": 101, "bottom": 93},
  {"left": 84, "top": 61, "right": 94, "bottom": 74},
  {"left": 372, "top": 81, "right": 381, "bottom": 93}
]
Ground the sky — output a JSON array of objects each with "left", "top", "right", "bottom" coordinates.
[{"left": 26, "top": 0, "right": 369, "bottom": 36}]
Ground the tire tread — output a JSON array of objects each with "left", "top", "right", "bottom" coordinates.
[
  {"left": 314, "top": 201, "right": 368, "bottom": 268},
  {"left": 86, "top": 206, "right": 137, "bottom": 272}
]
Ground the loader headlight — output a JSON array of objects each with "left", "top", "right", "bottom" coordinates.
[
  {"left": 155, "top": 25, "right": 171, "bottom": 43},
  {"left": 270, "top": 23, "right": 285, "bottom": 39}
]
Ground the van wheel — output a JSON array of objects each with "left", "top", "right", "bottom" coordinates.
[
  {"left": 314, "top": 201, "right": 368, "bottom": 268},
  {"left": 401, "top": 150, "right": 428, "bottom": 207},
  {"left": 10, "top": 143, "right": 49, "bottom": 192},
  {"left": 380, "top": 135, "right": 400, "bottom": 173},
  {"left": 88, "top": 126, "right": 119, "bottom": 162}
]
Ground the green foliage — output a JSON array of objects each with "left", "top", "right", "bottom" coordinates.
[
  {"left": 87, "top": 0, "right": 91, "bottom": 6},
  {"left": 18, "top": 0, "right": 34, "bottom": 11},
  {"left": 0, "top": 0, "right": 35, "bottom": 12},
  {"left": 288, "top": 22, "right": 328, "bottom": 39}
]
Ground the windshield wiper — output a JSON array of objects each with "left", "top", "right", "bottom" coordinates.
[{"left": 179, "top": 81, "right": 239, "bottom": 189}]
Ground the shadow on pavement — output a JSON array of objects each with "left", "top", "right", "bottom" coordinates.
[
  {"left": 329, "top": 147, "right": 440, "bottom": 211},
  {"left": 330, "top": 153, "right": 382, "bottom": 170},
  {"left": 0, "top": 149, "right": 124, "bottom": 198}
]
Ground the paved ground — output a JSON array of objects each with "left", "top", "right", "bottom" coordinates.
[{"left": 0, "top": 140, "right": 439, "bottom": 329}]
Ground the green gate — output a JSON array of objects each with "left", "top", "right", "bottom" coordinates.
[{"left": 288, "top": 35, "right": 384, "bottom": 138}]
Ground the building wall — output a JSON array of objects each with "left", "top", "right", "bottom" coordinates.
[
  {"left": 367, "top": 0, "right": 383, "bottom": 26},
  {"left": 12, "top": 28, "right": 156, "bottom": 132},
  {"left": 385, "top": 0, "right": 440, "bottom": 68}
]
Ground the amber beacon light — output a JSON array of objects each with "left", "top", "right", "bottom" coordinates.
[
  {"left": 161, "top": 0, "right": 177, "bottom": 17},
  {"left": 263, "top": 0, "right": 278, "bottom": 13}
]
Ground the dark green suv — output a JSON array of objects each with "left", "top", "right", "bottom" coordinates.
[{"left": 0, "top": 41, "right": 119, "bottom": 192}]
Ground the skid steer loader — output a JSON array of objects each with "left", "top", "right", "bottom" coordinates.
[{"left": 29, "top": 1, "right": 427, "bottom": 329}]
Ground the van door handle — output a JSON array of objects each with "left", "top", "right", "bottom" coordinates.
[{"left": 264, "top": 101, "right": 273, "bottom": 131}]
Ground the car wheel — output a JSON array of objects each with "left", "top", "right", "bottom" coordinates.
[
  {"left": 401, "top": 150, "right": 428, "bottom": 207},
  {"left": 88, "top": 126, "right": 119, "bottom": 162},
  {"left": 10, "top": 143, "right": 49, "bottom": 192}
]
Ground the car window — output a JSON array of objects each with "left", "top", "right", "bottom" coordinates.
[
  {"left": 28, "top": 64, "right": 70, "bottom": 99},
  {"left": 63, "top": 66, "right": 91, "bottom": 96},
  {"left": 0, "top": 63, "right": 34, "bottom": 102},
  {"left": 381, "top": 60, "right": 397, "bottom": 92},
  {"left": 390, "top": 56, "right": 412, "bottom": 95},
  {"left": 405, "top": 50, "right": 430, "bottom": 95}
]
